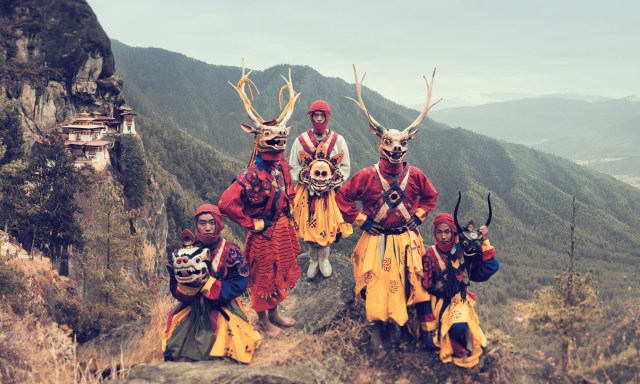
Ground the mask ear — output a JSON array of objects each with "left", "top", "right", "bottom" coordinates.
[
  {"left": 240, "top": 123, "right": 258, "bottom": 134},
  {"left": 369, "top": 123, "right": 385, "bottom": 137},
  {"left": 329, "top": 153, "right": 343, "bottom": 167},
  {"left": 180, "top": 229, "right": 195, "bottom": 246},
  {"left": 406, "top": 126, "right": 420, "bottom": 140},
  {"left": 298, "top": 150, "right": 313, "bottom": 166}
]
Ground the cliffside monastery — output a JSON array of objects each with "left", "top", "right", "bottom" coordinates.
[{"left": 62, "top": 106, "right": 136, "bottom": 170}]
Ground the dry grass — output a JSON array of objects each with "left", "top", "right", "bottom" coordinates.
[{"left": 76, "top": 293, "right": 173, "bottom": 379}]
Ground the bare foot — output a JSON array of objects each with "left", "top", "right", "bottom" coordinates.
[
  {"left": 259, "top": 319, "right": 285, "bottom": 337},
  {"left": 257, "top": 310, "right": 286, "bottom": 337},
  {"left": 269, "top": 311, "right": 296, "bottom": 327}
]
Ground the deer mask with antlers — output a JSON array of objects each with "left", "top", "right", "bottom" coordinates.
[
  {"left": 229, "top": 61, "right": 300, "bottom": 161},
  {"left": 346, "top": 65, "right": 441, "bottom": 164}
]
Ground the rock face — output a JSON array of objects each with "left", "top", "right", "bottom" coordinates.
[
  {"left": 0, "top": 0, "right": 122, "bottom": 146},
  {"left": 0, "top": 0, "right": 167, "bottom": 266},
  {"left": 284, "top": 251, "right": 356, "bottom": 334},
  {"left": 116, "top": 361, "right": 326, "bottom": 384},
  {"left": 133, "top": 178, "right": 169, "bottom": 265}
]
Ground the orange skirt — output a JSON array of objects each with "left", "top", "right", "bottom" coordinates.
[
  {"left": 292, "top": 186, "right": 352, "bottom": 246},
  {"left": 351, "top": 230, "right": 428, "bottom": 326}
]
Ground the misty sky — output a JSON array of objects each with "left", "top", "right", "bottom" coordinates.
[{"left": 86, "top": 0, "right": 639, "bottom": 109}]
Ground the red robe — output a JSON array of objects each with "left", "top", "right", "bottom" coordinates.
[
  {"left": 336, "top": 160, "right": 438, "bottom": 228},
  {"left": 219, "top": 154, "right": 301, "bottom": 312}
]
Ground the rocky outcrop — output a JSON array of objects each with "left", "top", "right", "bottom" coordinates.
[
  {"left": 116, "top": 361, "right": 326, "bottom": 384},
  {"left": 284, "top": 251, "right": 356, "bottom": 334},
  {"left": 0, "top": 0, "right": 122, "bottom": 146},
  {"left": 0, "top": 0, "right": 167, "bottom": 271},
  {"left": 132, "top": 179, "right": 169, "bottom": 267}
]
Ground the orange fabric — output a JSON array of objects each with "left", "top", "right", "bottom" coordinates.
[
  {"left": 352, "top": 230, "right": 427, "bottom": 326},
  {"left": 292, "top": 187, "right": 352, "bottom": 246},
  {"left": 245, "top": 214, "right": 301, "bottom": 311}
]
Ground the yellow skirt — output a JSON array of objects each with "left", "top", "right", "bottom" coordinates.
[
  {"left": 162, "top": 298, "right": 262, "bottom": 364},
  {"left": 431, "top": 294, "right": 486, "bottom": 368},
  {"left": 292, "top": 186, "right": 352, "bottom": 246},
  {"left": 352, "top": 230, "right": 430, "bottom": 326}
]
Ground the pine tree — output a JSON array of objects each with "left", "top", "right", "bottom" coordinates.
[
  {"left": 77, "top": 182, "right": 145, "bottom": 340},
  {"left": 27, "top": 129, "right": 83, "bottom": 272},
  {"left": 0, "top": 99, "right": 27, "bottom": 233},
  {"left": 522, "top": 197, "right": 603, "bottom": 373},
  {"left": 118, "top": 135, "right": 149, "bottom": 209}
]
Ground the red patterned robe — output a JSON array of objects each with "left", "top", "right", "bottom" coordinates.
[
  {"left": 336, "top": 159, "right": 438, "bottom": 325},
  {"left": 219, "top": 153, "right": 301, "bottom": 312}
]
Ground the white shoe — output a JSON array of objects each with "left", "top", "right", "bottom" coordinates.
[
  {"left": 307, "top": 259, "right": 319, "bottom": 278},
  {"left": 319, "top": 257, "right": 332, "bottom": 277}
]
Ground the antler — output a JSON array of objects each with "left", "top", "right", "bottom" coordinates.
[
  {"left": 228, "top": 59, "right": 264, "bottom": 126},
  {"left": 276, "top": 68, "right": 300, "bottom": 126},
  {"left": 404, "top": 69, "right": 442, "bottom": 132},
  {"left": 345, "top": 64, "right": 384, "bottom": 131}
]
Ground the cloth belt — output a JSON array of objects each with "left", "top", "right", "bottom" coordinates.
[{"left": 381, "top": 225, "right": 410, "bottom": 235}]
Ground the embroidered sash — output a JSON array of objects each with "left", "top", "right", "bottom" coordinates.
[
  {"left": 298, "top": 130, "right": 339, "bottom": 156},
  {"left": 371, "top": 163, "right": 412, "bottom": 225}
]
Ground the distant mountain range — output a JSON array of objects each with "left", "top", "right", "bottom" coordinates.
[
  {"left": 110, "top": 40, "right": 640, "bottom": 308},
  {"left": 430, "top": 97, "right": 640, "bottom": 184}
]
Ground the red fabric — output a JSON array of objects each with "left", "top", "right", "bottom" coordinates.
[
  {"left": 336, "top": 162, "right": 438, "bottom": 228},
  {"left": 245, "top": 215, "right": 301, "bottom": 311},
  {"left": 433, "top": 213, "right": 458, "bottom": 253},
  {"left": 307, "top": 100, "right": 331, "bottom": 133},
  {"left": 201, "top": 279, "right": 222, "bottom": 300},
  {"left": 194, "top": 204, "right": 224, "bottom": 245},
  {"left": 298, "top": 130, "right": 339, "bottom": 156},
  {"left": 378, "top": 158, "right": 403, "bottom": 175},
  {"left": 219, "top": 158, "right": 295, "bottom": 232},
  {"left": 259, "top": 152, "right": 284, "bottom": 162},
  {"left": 482, "top": 246, "right": 496, "bottom": 262}
]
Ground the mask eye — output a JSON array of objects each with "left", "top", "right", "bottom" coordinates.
[
  {"left": 321, "top": 171, "right": 328, "bottom": 177},
  {"left": 314, "top": 171, "right": 321, "bottom": 176}
]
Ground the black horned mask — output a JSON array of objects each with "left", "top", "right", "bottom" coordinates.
[{"left": 453, "top": 192, "right": 492, "bottom": 257}]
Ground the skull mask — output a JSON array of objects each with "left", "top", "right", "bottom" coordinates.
[{"left": 298, "top": 141, "right": 344, "bottom": 195}]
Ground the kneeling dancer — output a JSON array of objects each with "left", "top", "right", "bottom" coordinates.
[{"left": 163, "top": 204, "right": 262, "bottom": 363}]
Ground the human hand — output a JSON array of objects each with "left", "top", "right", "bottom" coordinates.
[
  {"left": 479, "top": 225, "right": 489, "bottom": 240},
  {"left": 406, "top": 215, "right": 423, "bottom": 231},
  {"left": 361, "top": 217, "right": 384, "bottom": 235}
]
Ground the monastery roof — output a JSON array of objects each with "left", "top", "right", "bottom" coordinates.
[
  {"left": 63, "top": 124, "right": 105, "bottom": 129},
  {"left": 85, "top": 140, "right": 112, "bottom": 147},
  {"left": 65, "top": 140, "right": 88, "bottom": 146},
  {"left": 65, "top": 140, "right": 111, "bottom": 147}
]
